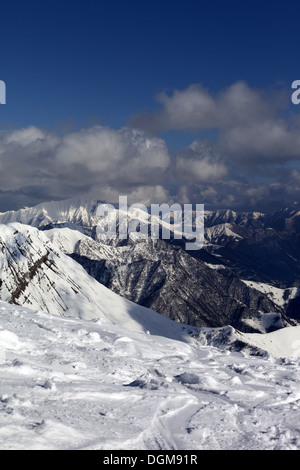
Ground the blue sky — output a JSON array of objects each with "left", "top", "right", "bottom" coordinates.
[
  {"left": 0, "top": 0, "right": 300, "bottom": 211},
  {"left": 1, "top": 0, "right": 298, "bottom": 130}
]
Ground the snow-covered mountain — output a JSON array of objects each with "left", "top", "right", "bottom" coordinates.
[
  {"left": 1, "top": 197, "right": 299, "bottom": 286},
  {"left": 0, "top": 222, "right": 205, "bottom": 341},
  {"left": 45, "top": 226, "right": 289, "bottom": 333},
  {"left": 204, "top": 208, "right": 265, "bottom": 228},
  {"left": 0, "top": 220, "right": 296, "bottom": 356},
  {"left": 202, "top": 208, "right": 300, "bottom": 287},
  {"left": 0, "top": 197, "right": 298, "bottom": 331},
  {"left": 0, "top": 197, "right": 98, "bottom": 234}
]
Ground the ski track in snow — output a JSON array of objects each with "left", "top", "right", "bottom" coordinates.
[{"left": 0, "top": 302, "right": 300, "bottom": 450}]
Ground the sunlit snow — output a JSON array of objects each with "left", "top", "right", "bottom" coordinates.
[{"left": 0, "top": 301, "right": 300, "bottom": 450}]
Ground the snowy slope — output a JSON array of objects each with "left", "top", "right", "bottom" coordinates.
[
  {"left": 43, "top": 226, "right": 88, "bottom": 254},
  {"left": 0, "top": 301, "right": 300, "bottom": 450},
  {"left": 242, "top": 279, "right": 298, "bottom": 308},
  {"left": 241, "top": 326, "right": 300, "bottom": 359},
  {"left": 0, "top": 222, "right": 201, "bottom": 341},
  {"left": 204, "top": 223, "right": 242, "bottom": 245}
]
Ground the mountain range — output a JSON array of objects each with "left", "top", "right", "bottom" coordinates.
[
  {"left": 0, "top": 197, "right": 298, "bottom": 338},
  {"left": 0, "top": 196, "right": 299, "bottom": 450}
]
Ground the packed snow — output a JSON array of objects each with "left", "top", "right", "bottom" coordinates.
[{"left": 0, "top": 301, "right": 300, "bottom": 450}]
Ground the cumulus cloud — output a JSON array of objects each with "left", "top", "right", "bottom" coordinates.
[
  {"left": 0, "top": 125, "right": 171, "bottom": 210},
  {"left": 130, "top": 81, "right": 273, "bottom": 132},
  {"left": 175, "top": 141, "right": 228, "bottom": 183},
  {"left": 0, "top": 81, "right": 299, "bottom": 213},
  {"left": 174, "top": 179, "right": 299, "bottom": 213},
  {"left": 90, "top": 184, "right": 171, "bottom": 206},
  {"left": 220, "top": 118, "right": 300, "bottom": 160},
  {"left": 55, "top": 126, "right": 170, "bottom": 185},
  {"left": 131, "top": 81, "right": 300, "bottom": 162}
]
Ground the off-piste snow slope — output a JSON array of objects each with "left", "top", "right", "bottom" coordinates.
[{"left": 0, "top": 300, "right": 300, "bottom": 450}]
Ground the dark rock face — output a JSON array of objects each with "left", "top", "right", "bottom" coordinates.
[{"left": 69, "top": 238, "right": 287, "bottom": 333}]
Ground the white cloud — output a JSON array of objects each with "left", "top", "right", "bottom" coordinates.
[
  {"left": 131, "top": 81, "right": 272, "bottom": 132},
  {"left": 221, "top": 118, "right": 300, "bottom": 159},
  {"left": 55, "top": 126, "right": 170, "bottom": 183},
  {"left": 0, "top": 80, "right": 299, "bottom": 213},
  {"left": 4, "top": 126, "right": 46, "bottom": 146},
  {"left": 176, "top": 141, "right": 228, "bottom": 182},
  {"left": 0, "top": 125, "right": 172, "bottom": 209},
  {"left": 131, "top": 81, "right": 300, "bottom": 162},
  {"left": 88, "top": 184, "right": 171, "bottom": 206}
]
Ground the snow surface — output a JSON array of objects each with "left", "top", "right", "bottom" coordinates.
[
  {"left": 242, "top": 280, "right": 298, "bottom": 308},
  {"left": 0, "top": 301, "right": 300, "bottom": 450},
  {"left": 43, "top": 227, "right": 87, "bottom": 254}
]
